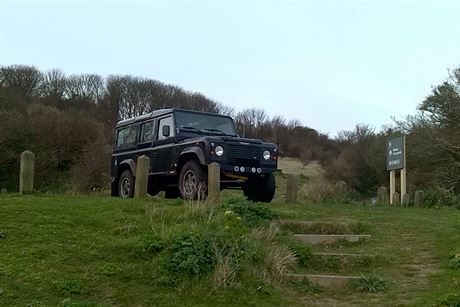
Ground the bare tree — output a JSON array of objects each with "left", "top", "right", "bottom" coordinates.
[{"left": 0, "top": 64, "right": 43, "bottom": 97}]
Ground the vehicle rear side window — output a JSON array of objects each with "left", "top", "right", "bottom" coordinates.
[
  {"left": 158, "top": 116, "right": 175, "bottom": 140},
  {"left": 140, "top": 121, "right": 154, "bottom": 143},
  {"left": 117, "top": 126, "right": 137, "bottom": 147}
]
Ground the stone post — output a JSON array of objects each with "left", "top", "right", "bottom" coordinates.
[
  {"left": 19, "top": 150, "right": 35, "bottom": 194},
  {"left": 402, "top": 194, "right": 410, "bottom": 207},
  {"left": 392, "top": 192, "right": 401, "bottom": 207},
  {"left": 207, "top": 162, "right": 220, "bottom": 204},
  {"left": 414, "top": 190, "right": 424, "bottom": 207},
  {"left": 134, "top": 155, "right": 150, "bottom": 198},
  {"left": 285, "top": 174, "right": 298, "bottom": 203},
  {"left": 377, "top": 186, "right": 388, "bottom": 205},
  {"left": 335, "top": 181, "right": 347, "bottom": 198}
]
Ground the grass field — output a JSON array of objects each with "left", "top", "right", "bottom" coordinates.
[{"left": 0, "top": 191, "right": 459, "bottom": 306}]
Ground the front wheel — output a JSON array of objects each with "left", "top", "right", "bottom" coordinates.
[
  {"left": 178, "top": 161, "right": 208, "bottom": 200},
  {"left": 243, "top": 173, "right": 276, "bottom": 203},
  {"left": 118, "top": 169, "right": 135, "bottom": 198}
]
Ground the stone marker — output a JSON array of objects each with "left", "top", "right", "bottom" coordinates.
[
  {"left": 19, "top": 150, "right": 35, "bottom": 194},
  {"left": 134, "top": 155, "right": 150, "bottom": 198},
  {"left": 285, "top": 174, "right": 298, "bottom": 203},
  {"left": 377, "top": 186, "right": 388, "bottom": 205},
  {"left": 392, "top": 192, "right": 401, "bottom": 206},
  {"left": 335, "top": 181, "right": 347, "bottom": 198},
  {"left": 402, "top": 194, "right": 410, "bottom": 207},
  {"left": 414, "top": 190, "right": 424, "bottom": 207},
  {"left": 207, "top": 162, "right": 220, "bottom": 204},
  {"left": 1, "top": 188, "right": 7, "bottom": 194}
]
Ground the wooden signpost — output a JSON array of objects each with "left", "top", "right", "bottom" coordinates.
[{"left": 386, "top": 136, "right": 407, "bottom": 206}]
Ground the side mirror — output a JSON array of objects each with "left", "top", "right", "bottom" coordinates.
[{"left": 162, "top": 125, "right": 171, "bottom": 137}]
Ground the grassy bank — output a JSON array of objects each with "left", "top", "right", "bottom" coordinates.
[{"left": 0, "top": 193, "right": 459, "bottom": 306}]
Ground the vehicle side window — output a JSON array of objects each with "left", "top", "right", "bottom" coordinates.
[
  {"left": 140, "top": 121, "right": 154, "bottom": 143},
  {"left": 117, "top": 126, "right": 137, "bottom": 147},
  {"left": 158, "top": 116, "right": 175, "bottom": 140}
]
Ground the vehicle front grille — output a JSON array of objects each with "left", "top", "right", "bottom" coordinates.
[{"left": 226, "top": 144, "right": 261, "bottom": 166}]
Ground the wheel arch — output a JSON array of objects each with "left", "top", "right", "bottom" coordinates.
[
  {"left": 119, "top": 159, "right": 136, "bottom": 177},
  {"left": 177, "top": 147, "right": 206, "bottom": 172}
]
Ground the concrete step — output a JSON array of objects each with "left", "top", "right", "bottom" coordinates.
[
  {"left": 293, "top": 234, "right": 371, "bottom": 245},
  {"left": 281, "top": 220, "right": 363, "bottom": 234},
  {"left": 287, "top": 273, "right": 361, "bottom": 288}
]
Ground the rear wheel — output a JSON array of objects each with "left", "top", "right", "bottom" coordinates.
[
  {"left": 118, "top": 169, "right": 135, "bottom": 198},
  {"left": 243, "top": 173, "right": 275, "bottom": 203},
  {"left": 179, "top": 161, "right": 207, "bottom": 200}
]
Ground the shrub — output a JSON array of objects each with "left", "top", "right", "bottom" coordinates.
[
  {"left": 350, "top": 275, "right": 387, "bottom": 293},
  {"left": 449, "top": 252, "right": 460, "bottom": 269},
  {"left": 222, "top": 199, "right": 278, "bottom": 227},
  {"left": 155, "top": 232, "right": 215, "bottom": 285},
  {"left": 286, "top": 240, "right": 312, "bottom": 266},
  {"left": 136, "top": 234, "right": 166, "bottom": 257},
  {"left": 424, "top": 189, "right": 459, "bottom": 208},
  {"left": 437, "top": 294, "right": 460, "bottom": 307},
  {"left": 53, "top": 279, "right": 87, "bottom": 295}
]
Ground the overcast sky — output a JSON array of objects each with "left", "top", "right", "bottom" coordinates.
[{"left": 1, "top": 0, "right": 459, "bottom": 136}]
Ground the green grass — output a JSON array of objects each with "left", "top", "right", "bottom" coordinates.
[{"left": 0, "top": 193, "right": 459, "bottom": 306}]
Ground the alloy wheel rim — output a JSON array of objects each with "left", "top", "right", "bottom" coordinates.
[{"left": 120, "top": 177, "right": 131, "bottom": 197}]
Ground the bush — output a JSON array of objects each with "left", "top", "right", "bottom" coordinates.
[
  {"left": 222, "top": 199, "right": 278, "bottom": 227},
  {"left": 155, "top": 232, "right": 215, "bottom": 284},
  {"left": 350, "top": 275, "right": 387, "bottom": 293},
  {"left": 437, "top": 294, "right": 460, "bottom": 307},
  {"left": 424, "top": 189, "right": 459, "bottom": 208},
  {"left": 286, "top": 240, "right": 312, "bottom": 266}
]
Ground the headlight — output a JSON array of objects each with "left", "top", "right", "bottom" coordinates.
[
  {"left": 263, "top": 150, "right": 271, "bottom": 160},
  {"left": 215, "top": 145, "right": 224, "bottom": 156}
]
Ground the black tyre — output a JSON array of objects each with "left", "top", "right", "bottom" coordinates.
[
  {"left": 118, "top": 169, "right": 135, "bottom": 198},
  {"left": 243, "top": 173, "right": 276, "bottom": 203},
  {"left": 179, "top": 160, "right": 207, "bottom": 200}
]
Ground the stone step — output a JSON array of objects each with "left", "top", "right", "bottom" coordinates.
[
  {"left": 287, "top": 273, "right": 361, "bottom": 288},
  {"left": 293, "top": 234, "right": 371, "bottom": 245},
  {"left": 281, "top": 220, "right": 362, "bottom": 234},
  {"left": 312, "top": 252, "right": 362, "bottom": 257}
]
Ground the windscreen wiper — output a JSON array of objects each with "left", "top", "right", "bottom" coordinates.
[
  {"left": 202, "top": 128, "right": 226, "bottom": 135},
  {"left": 179, "top": 126, "right": 203, "bottom": 134}
]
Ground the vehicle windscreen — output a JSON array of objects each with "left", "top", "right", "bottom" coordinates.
[{"left": 175, "top": 111, "right": 237, "bottom": 136}]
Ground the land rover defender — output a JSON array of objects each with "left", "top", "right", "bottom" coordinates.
[{"left": 111, "top": 109, "right": 278, "bottom": 202}]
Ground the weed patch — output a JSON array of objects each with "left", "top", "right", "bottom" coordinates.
[
  {"left": 350, "top": 275, "right": 387, "bottom": 293},
  {"left": 53, "top": 280, "right": 87, "bottom": 295}
]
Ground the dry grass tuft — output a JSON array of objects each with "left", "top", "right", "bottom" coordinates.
[{"left": 262, "top": 245, "right": 297, "bottom": 283}]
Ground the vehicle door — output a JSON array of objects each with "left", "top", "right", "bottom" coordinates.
[
  {"left": 138, "top": 120, "right": 156, "bottom": 173},
  {"left": 151, "top": 115, "right": 176, "bottom": 174}
]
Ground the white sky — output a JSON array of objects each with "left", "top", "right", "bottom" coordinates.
[{"left": 1, "top": 0, "right": 459, "bottom": 136}]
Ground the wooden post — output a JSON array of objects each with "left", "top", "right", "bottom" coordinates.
[
  {"left": 414, "top": 190, "right": 424, "bottom": 207},
  {"left": 207, "top": 162, "right": 220, "bottom": 204},
  {"left": 400, "top": 136, "right": 407, "bottom": 204},
  {"left": 389, "top": 170, "right": 395, "bottom": 205},
  {"left": 335, "top": 181, "right": 347, "bottom": 199},
  {"left": 392, "top": 192, "right": 401, "bottom": 206},
  {"left": 134, "top": 155, "right": 150, "bottom": 198},
  {"left": 377, "top": 186, "right": 388, "bottom": 205},
  {"left": 402, "top": 194, "right": 410, "bottom": 207},
  {"left": 19, "top": 150, "right": 35, "bottom": 194},
  {"left": 285, "top": 174, "right": 298, "bottom": 203}
]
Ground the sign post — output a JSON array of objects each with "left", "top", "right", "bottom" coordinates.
[{"left": 386, "top": 136, "right": 406, "bottom": 205}]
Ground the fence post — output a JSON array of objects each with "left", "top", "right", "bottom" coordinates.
[
  {"left": 285, "top": 174, "right": 298, "bottom": 203},
  {"left": 377, "top": 186, "right": 388, "bottom": 205},
  {"left": 134, "top": 155, "right": 150, "bottom": 198},
  {"left": 207, "top": 162, "right": 220, "bottom": 204},
  {"left": 402, "top": 194, "right": 410, "bottom": 207},
  {"left": 19, "top": 150, "right": 35, "bottom": 194},
  {"left": 336, "top": 181, "right": 347, "bottom": 199},
  {"left": 392, "top": 192, "right": 401, "bottom": 207},
  {"left": 414, "top": 190, "right": 424, "bottom": 207}
]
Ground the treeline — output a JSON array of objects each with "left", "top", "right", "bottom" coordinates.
[
  {"left": 0, "top": 65, "right": 334, "bottom": 191},
  {"left": 0, "top": 64, "right": 459, "bottom": 200}
]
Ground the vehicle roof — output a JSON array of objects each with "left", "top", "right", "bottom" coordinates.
[{"left": 115, "top": 108, "right": 233, "bottom": 128}]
